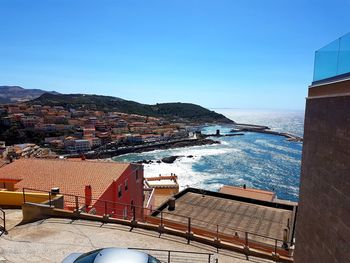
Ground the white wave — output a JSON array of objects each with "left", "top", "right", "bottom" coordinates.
[{"left": 254, "top": 139, "right": 301, "bottom": 155}]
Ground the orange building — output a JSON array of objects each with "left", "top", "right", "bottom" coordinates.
[{"left": 0, "top": 159, "right": 144, "bottom": 218}]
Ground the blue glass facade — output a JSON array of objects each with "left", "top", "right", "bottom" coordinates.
[{"left": 313, "top": 32, "right": 350, "bottom": 83}]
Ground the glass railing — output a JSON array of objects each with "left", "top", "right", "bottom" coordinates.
[{"left": 313, "top": 32, "right": 350, "bottom": 83}]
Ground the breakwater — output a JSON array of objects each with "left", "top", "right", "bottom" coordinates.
[{"left": 230, "top": 123, "right": 303, "bottom": 142}]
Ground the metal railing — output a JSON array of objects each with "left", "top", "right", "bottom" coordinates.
[
  {"left": 148, "top": 210, "right": 293, "bottom": 257},
  {"left": 22, "top": 188, "right": 294, "bottom": 258},
  {"left": 0, "top": 208, "right": 6, "bottom": 236},
  {"left": 129, "top": 248, "right": 215, "bottom": 263}
]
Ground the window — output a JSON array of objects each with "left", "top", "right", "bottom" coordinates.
[
  {"left": 74, "top": 249, "right": 103, "bottom": 263},
  {"left": 148, "top": 255, "right": 161, "bottom": 263},
  {"left": 125, "top": 180, "right": 128, "bottom": 191},
  {"left": 118, "top": 185, "right": 122, "bottom": 198}
]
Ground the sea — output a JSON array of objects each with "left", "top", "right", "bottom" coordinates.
[{"left": 113, "top": 109, "right": 304, "bottom": 202}]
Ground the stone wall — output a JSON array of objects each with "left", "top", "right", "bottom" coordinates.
[{"left": 294, "top": 91, "right": 350, "bottom": 263}]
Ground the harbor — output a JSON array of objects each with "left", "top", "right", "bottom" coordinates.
[
  {"left": 201, "top": 123, "right": 302, "bottom": 142},
  {"left": 230, "top": 123, "right": 303, "bottom": 142}
]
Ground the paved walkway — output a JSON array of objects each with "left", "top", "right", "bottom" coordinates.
[
  {"left": 0, "top": 210, "right": 274, "bottom": 263},
  {"left": 2, "top": 209, "right": 22, "bottom": 231}
]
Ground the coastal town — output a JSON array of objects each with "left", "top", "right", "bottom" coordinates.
[
  {"left": 0, "top": 102, "right": 204, "bottom": 158},
  {"left": 0, "top": 100, "right": 304, "bottom": 160},
  {"left": 0, "top": 6, "right": 349, "bottom": 261}
]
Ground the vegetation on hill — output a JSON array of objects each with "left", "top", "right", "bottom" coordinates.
[{"left": 28, "top": 93, "right": 234, "bottom": 124}]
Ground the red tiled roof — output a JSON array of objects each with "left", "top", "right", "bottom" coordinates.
[
  {"left": 0, "top": 159, "right": 130, "bottom": 202},
  {"left": 0, "top": 160, "right": 8, "bottom": 169}
]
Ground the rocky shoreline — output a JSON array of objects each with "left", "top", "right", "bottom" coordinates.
[
  {"left": 137, "top": 154, "right": 195, "bottom": 165},
  {"left": 77, "top": 138, "right": 220, "bottom": 159}
]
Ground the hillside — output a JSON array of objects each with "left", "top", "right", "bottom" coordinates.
[
  {"left": 28, "top": 93, "right": 234, "bottom": 124},
  {"left": 0, "top": 86, "right": 59, "bottom": 104}
]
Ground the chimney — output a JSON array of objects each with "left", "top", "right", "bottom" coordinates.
[
  {"left": 51, "top": 187, "right": 60, "bottom": 195},
  {"left": 85, "top": 185, "right": 92, "bottom": 207}
]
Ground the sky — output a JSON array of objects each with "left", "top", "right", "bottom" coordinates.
[{"left": 0, "top": 0, "right": 349, "bottom": 110}]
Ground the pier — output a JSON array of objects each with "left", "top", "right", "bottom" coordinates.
[
  {"left": 231, "top": 123, "right": 303, "bottom": 142},
  {"left": 202, "top": 124, "right": 302, "bottom": 142}
]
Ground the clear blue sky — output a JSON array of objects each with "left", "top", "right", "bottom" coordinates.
[{"left": 1, "top": 0, "right": 349, "bottom": 110}]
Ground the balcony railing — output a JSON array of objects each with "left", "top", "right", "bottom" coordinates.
[
  {"left": 313, "top": 32, "right": 350, "bottom": 84},
  {"left": 22, "top": 187, "right": 294, "bottom": 261}
]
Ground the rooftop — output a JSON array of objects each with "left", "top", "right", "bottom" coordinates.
[
  {"left": 219, "top": 185, "right": 276, "bottom": 202},
  {"left": 0, "top": 210, "right": 274, "bottom": 263},
  {"left": 0, "top": 159, "right": 131, "bottom": 204},
  {"left": 147, "top": 179, "right": 178, "bottom": 187},
  {"left": 155, "top": 188, "right": 296, "bottom": 245}
]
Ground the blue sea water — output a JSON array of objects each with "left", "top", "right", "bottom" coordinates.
[{"left": 113, "top": 109, "right": 304, "bottom": 202}]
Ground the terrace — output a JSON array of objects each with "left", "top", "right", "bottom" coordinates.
[
  {"left": 0, "top": 187, "right": 296, "bottom": 262},
  {"left": 154, "top": 191, "right": 294, "bottom": 245}
]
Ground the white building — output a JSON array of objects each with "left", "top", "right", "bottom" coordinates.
[{"left": 74, "top": 139, "right": 91, "bottom": 152}]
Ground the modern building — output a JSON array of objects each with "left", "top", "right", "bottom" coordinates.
[
  {"left": 294, "top": 33, "right": 350, "bottom": 263},
  {"left": 0, "top": 159, "right": 144, "bottom": 217}
]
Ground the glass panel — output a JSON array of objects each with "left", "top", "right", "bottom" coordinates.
[
  {"left": 148, "top": 255, "right": 161, "bottom": 263},
  {"left": 313, "top": 38, "right": 340, "bottom": 82},
  {"left": 313, "top": 32, "right": 350, "bottom": 82},
  {"left": 74, "top": 249, "right": 102, "bottom": 263},
  {"left": 338, "top": 33, "right": 350, "bottom": 76}
]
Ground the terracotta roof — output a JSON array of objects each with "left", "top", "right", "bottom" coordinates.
[
  {"left": 0, "top": 160, "right": 8, "bottom": 169},
  {"left": 219, "top": 185, "right": 276, "bottom": 202},
  {"left": 0, "top": 159, "right": 131, "bottom": 203}
]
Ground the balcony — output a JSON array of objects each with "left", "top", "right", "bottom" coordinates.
[{"left": 313, "top": 32, "right": 350, "bottom": 85}]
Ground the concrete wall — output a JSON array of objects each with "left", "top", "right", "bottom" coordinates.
[{"left": 294, "top": 84, "right": 350, "bottom": 263}]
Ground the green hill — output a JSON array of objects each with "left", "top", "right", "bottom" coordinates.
[{"left": 28, "top": 93, "right": 234, "bottom": 124}]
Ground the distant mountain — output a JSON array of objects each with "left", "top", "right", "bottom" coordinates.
[
  {"left": 0, "top": 86, "right": 59, "bottom": 104},
  {"left": 29, "top": 93, "right": 234, "bottom": 124}
]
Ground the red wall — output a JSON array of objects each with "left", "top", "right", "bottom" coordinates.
[{"left": 94, "top": 163, "right": 144, "bottom": 220}]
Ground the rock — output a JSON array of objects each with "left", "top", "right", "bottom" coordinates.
[
  {"left": 156, "top": 160, "right": 161, "bottom": 163},
  {"left": 187, "top": 155, "right": 193, "bottom": 158},
  {"left": 161, "top": 156, "right": 181, "bottom": 164},
  {"left": 137, "top": 159, "right": 153, "bottom": 164}
]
